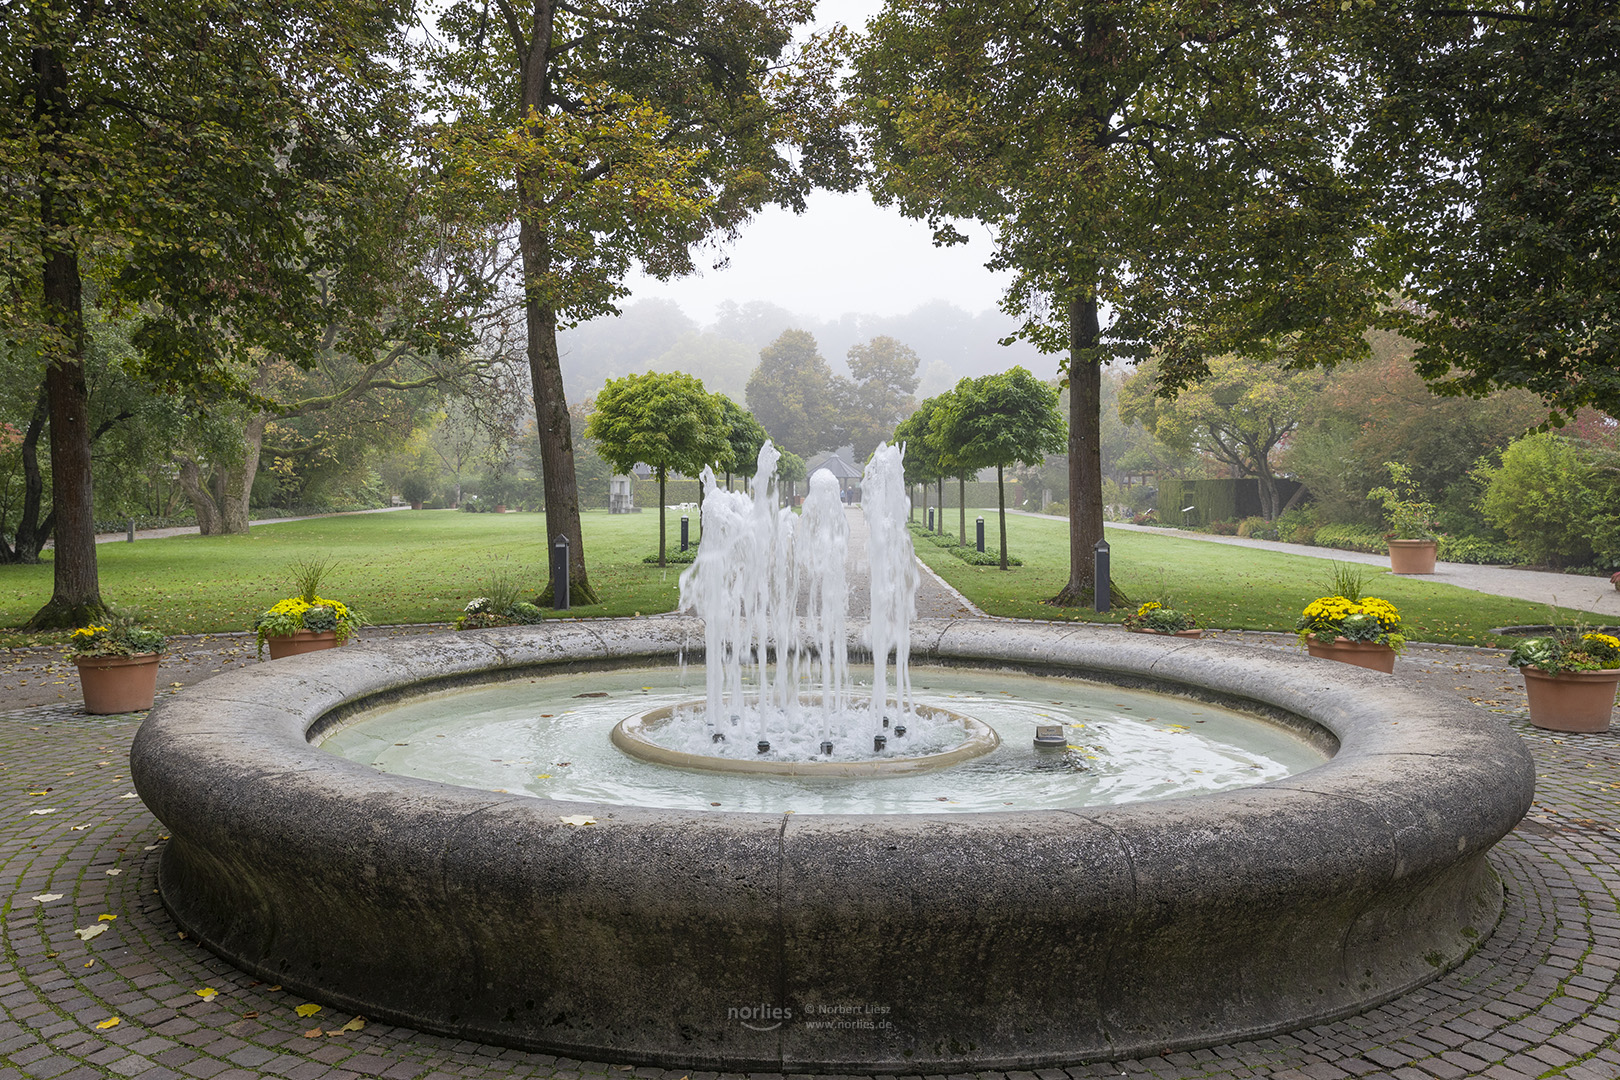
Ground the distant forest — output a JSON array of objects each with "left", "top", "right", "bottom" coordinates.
[{"left": 557, "top": 298, "right": 1056, "bottom": 405}]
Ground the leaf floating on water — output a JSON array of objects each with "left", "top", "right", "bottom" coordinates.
[
  {"left": 95, "top": 1017, "right": 120, "bottom": 1030},
  {"left": 74, "top": 924, "right": 107, "bottom": 941},
  {"left": 295, "top": 1003, "right": 322, "bottom": 1017},
  {"left": 558, "top": 815, "right": 596, "bottom": 827},
  {"left": 31, "top": 893, "right": 63, "bottom": 903}
]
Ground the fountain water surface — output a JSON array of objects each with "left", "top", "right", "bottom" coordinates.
[{"left": 613, "top": 441, "right": 980, "bottom": 769}]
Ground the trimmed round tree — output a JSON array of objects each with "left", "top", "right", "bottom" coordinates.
[
  {"left": 937, "top": 368, "right": 1067, "bottom": 571},
  {"left": 715, "top": 393, "right": 770, "bottom": 489},
  {"left": 587, "top": 372, "right": 727, "bottom": 567},
  {"left": 893, "top": 394, "right": 948, "bottom": 529}
]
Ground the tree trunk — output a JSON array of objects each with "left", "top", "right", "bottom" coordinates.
[
  {"left": 27, "top": 37, "right": 103, "bottom": 628},
  {"left": 175, "top": 457, "right": 224, "bottom": 535},
  {"left": 1, "top": 386, "right": 53, "bottom": 564},
  {"left": 958, "top": 474, "right": 966, "bottom": 545},
  {"left": 219, "top": 414, "right": 267, "bottom": 534},
  {"left": 519, "top": 238, "right": 594, "bottom": 604},
  {"left": 1051, "top": 293, "right": 1105, "bottom": 606},
  {"left": 657, "top": 465, "right": 667, "bottom": 567},
  {"left": 936, "top": 477, "right": 944, "bottom": 533},
  {"left": 997, "top": 463, "right": 1009, "bottom": 572},
  {"left": 1256, "top": 460, "right": 1280, "bottom": 522}
]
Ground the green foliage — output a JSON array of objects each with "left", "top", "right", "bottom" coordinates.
[
  {"left": 399, "top": 473, "right": 434, "bottom": 504},
  {"left": 1509, "top": 632, "right": 1620, "bottom": 675},
  {"left": 1236, "top": 517, "right": 1277, "bottom": 541},
  {"left": 1323, "top": 562, "right": 1370, "bottom": 604},
  {"left": 1477, "top": 433, "right": 1607, "bottom": 568},
  {"left": 68, "top": 607, "right": 167, "bottom": 658},
  {"left": 715, "top": 395, "right": 769, "bottom": 478},
  {"left": 844, "top": 336, "right": 921, "bottom": 461},
  {"left": 744, "top": 330, "right": 842, "bottom": 456},
  {"left": 455, "top": 570, "right": 546, "bottom": 629},
  {"left": 288, "top": 557, "right": 336, "bottom": 605},
  {"left": 1436, "top": 535, "right": 1526, "bottom": 566},
  {"left": 1123, "top": 601, "right": 1198, "bottom": 634},
  {"left": 1360, "top": 8, "right": 1620, "bottom": 417},
  {"left": 1296, "top": 595, "right": 1406, "bottom": 653},
  {"left": 587, "top": 372, "right": 727, "bottom": 481},
  {"left": 936, "top": 369, "right": 1066, "bottom": 476},
  {"left": 776, "top": 450, "right": 807, "bottom": 485},
  {"left": 1309, "top": 524, "right": 1387, "bottom": 554},
  {"left": 1367, "top": 462, "right": 1439, "bottom": 540}
]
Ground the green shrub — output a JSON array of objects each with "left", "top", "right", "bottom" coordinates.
[
  {"left": 1236, "top": 516, "right": 1278, "bottom": 540},
  {"left": 1477, "top": 432, "right": 1606, "bottom": 568},
  {"left": 1206, "top": 519, "right": 1239, "bottom": 536},
  {"left": 1275, "top": 507, "right": 1315, "bottom": 544},
  {"left": 1311, "top": 524, "right": 1387, "bottom": 554},
  {"left": 1436, "top": 535, "right": 1526, "bottom": 566},
  {"left": 950, "top": 547, "right": 1023, "bottom": 567}
]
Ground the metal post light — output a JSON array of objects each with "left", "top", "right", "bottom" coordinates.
[
  {"left": 551, "top": 535, "right": 571, "bottom": 610},
  {"left": 976, "top": 516, "right": 985, "bottom": 553},
  {"left": 1094, "top": 538, "right": 1111, "bottom": 612}
]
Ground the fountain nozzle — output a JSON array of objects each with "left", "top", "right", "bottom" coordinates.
[
  {"left": 882, "top": 714, "right": 891, "bottom": 728},
  {"left": 820, "top": 740, "right": 834, "bottom": 756},
  {"left": 873, "top": 734, "right": 887, "bottom": 752},
  {"left": 711, "top": 732, "right": 726, "bottom": 743},
  {"left": 757, "top": 740, "right": 771, "bottom": 754},
  {"left": 894, "top": 724, "right": 907, "bottom": 737}
]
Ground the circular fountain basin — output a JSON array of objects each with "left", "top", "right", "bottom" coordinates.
[{"left": 130, "top": 618, "right": 1534, "bottom": 1073}]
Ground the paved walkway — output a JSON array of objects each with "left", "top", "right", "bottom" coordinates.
[
  {"left": 1011, "top": 510, "right": 1620, "bottom": 620},
  {"left": 88, "top": 507, "right": 411, "bottom": 546}
]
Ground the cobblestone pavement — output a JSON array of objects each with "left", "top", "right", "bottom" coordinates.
[{"left": 4, "top": 640, "right": 1619, "bottom": 1080}]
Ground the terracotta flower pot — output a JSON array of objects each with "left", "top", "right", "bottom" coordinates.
[
  {"left": 1388, "top": 538, "right": 1438, "bottom": 574},
  {"left": 410, "top": 501, "right": 423, "bottom": 511},
  {"left": 1305, "top": 637, "right": 1397, "bottom": 673},
  {"left": 493, "top": 504, "right": 507, "bottom": 514},
  {"left": 266, "top": 630, "right": 340, "bottom": 660},
  {"left": 1520, "top": 666, "right": 1620, "bottom": 733},
  {"left": 1128, "top": 628, "right": 1203, "bottom": 638},
  {"left": 74, "top": 652, "right": 161, "bottom": 714}
]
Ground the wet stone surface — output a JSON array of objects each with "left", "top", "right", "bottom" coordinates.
[{"left": 3, "top": 636, "right": 1618, "bottom": 1080}]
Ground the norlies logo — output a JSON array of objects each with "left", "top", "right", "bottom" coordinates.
[{"left": 728, "top": 1003, "right": 793, "bottom": 1031}]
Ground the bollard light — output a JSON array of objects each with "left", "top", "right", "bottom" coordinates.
[
  {"left": 1094, "top": 538, "right": 1111, "bottom": 613},
  {"left": 976, "top": 516, "right": 985, "bottom": 553},
  {"left": 551, "top": 534, "right": 571, "bottom": 610},
  {"left": 681, "top": 514, "right": 690, "bottom": 552}
]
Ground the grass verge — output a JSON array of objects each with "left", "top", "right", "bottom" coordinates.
[
  {"left": 0, "top": 509, "right": 688, "bottom": 647},
  {"left": 912, "top": 511, "right": 1608, "bottom": 647}
]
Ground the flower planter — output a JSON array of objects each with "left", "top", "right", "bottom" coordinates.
[
  {"left": 1305, "top": 637, "right": 1396, "bottom": 674},
  {"left": 1519, "top": 666, "right": 1620, "bottom": 733},
  {"left": 493, "top": 504, "right": 507, "bottom": 514},
  {"left": 410, "top": 501, "right": 423, "bottom": 511},
  {"left": 266, "top": 630, "right": 340, "bottom": 660},
  {"left": 75, "top": 652, "right": 161, "bottom": 714},
  {"left": 1128, "top": 628, "right": 1203, "bottom": 638},
  {"left": 1388, "top": 538, "right": 1438, "bottom": 575}
]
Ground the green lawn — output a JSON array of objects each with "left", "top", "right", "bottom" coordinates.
[
  {"left": 916, "top": 511, "right": 1606, "bottom": 647},
  {"left": 0, "top": 509, "right": 695, "bottom": 646}
]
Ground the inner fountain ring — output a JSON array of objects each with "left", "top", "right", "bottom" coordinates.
[
  {"left": 131, "top": 617, "right": 1534, "bottom": 1073},
  {"left": 611, "top": 699, "right": 1000, "bottom": 775}
]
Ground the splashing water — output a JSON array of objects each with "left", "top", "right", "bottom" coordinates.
[{"left": 677, "top": 440, "right": 921, "bottom": 758}]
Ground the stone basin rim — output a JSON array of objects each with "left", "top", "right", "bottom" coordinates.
[{"left": 130, "top": 616, "right": 1535, "bottom": 1073}]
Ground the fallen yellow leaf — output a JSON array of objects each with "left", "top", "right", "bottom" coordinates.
[
  {"left": 74, "top": 924, "right": 107, "bottom": 941},
  {"left": 301, "top": 1028, "right": 323, "bottom": 1039},
  {"left": 196, "top": 988, "right": 218, "bottom": 1001},
  {"left": 95, "top": 1017, "right": 120, "bottom": 1030},
  {"left": 338, "top": 1017, "right": 365, "bottom": 1033},
  {"left": 295, "top": 1003, "right": 321, "bottom": 1017},
  {"left": 97, "top": 914, "right": 117, "bottom": 921},
  {"left": 558, "top": 815, "right": 596, "bottom": 827},
  {"left": 31, "top": 893, "right": 62, "bottom": 903}
]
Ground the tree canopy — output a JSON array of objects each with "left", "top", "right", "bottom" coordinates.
[
  {"left": 745, "top": 329, "right": 841, "bottom": 456},
  {"left": 936, "top": 369, "right": 1066, "bottom": 569},
  {"left": 855, "top": 2, "right": 1375, "bottom": 602},
  {"left": 586, "top": 371, "right": 726, "bottom": 566}
]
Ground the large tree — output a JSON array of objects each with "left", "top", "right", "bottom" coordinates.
[
  {"left": 855, "top": 3, "right": 1376, "bottom": 604},
  {"left": 936, "top": 369, "right": 1066, "bottom": 570},
  {"left": 587, "top": 371, "right": 726, "bottom": 567},
  {"left": 745, "top": 329, "right": 843, "bottom": 457},
  {"left": 843, "top": 336, "right": 921, "bottom": 462},
  {"left": 1355, "top": 8, "right": 1620, "bottom": 418},
  {"left": 1, "top": 0, "right": 413, "bottom": 626},
  {"left": 1119, "top": 355, "right": 1326, "bottom": 522},
  {"left": 427, "top": 0, "right": 853, "bottom": 603}
]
